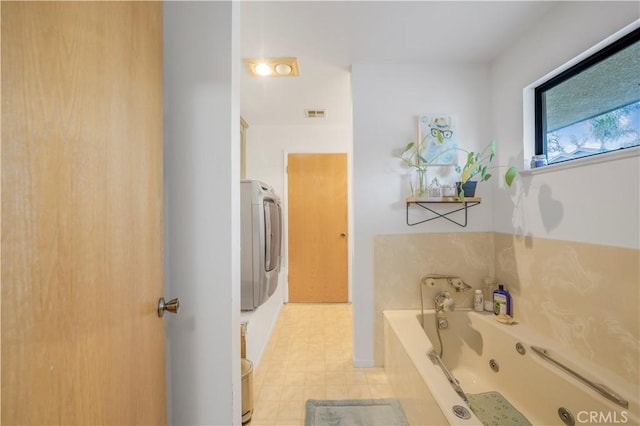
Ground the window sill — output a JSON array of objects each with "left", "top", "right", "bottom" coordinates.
[{"left": 520, "top": 146, "right": 640, "bottom": 177}]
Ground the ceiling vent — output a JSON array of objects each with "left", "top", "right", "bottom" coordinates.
[{"left": 305, "top": 109, "right": 326, "bottom": 118}]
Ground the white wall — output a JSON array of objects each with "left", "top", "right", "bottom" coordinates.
[
  {"left": 164, "top": 3, "right": 241, "bottom": 424},
  {"left": 246, "top": 124, "right": 352, "bottom": 200},
  {"left": 491, "top": 2, "right": 640, "bottom": 248},
  {"left": 240, "top": 281, "right": 284, "bottom": 366},
  {"left": 351, "top": 63, "right": 496, "bottom": 366},
  {"left": 241, "top": 123, "right": 353, "bottom": 366}
]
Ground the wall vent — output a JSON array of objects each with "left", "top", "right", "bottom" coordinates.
[{"left": 305, "top": 109, "right": 326, "bottom": 118}]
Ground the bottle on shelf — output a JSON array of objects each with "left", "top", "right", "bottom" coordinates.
[
  {"left": 483, "top": 277, "right": 497, "bottom": 312},
  {"left": 493, "top": 284, "right": 512, "bottom": 316},
  {"left": 474, "top": 289, "right": 484, "bottom": 312}
]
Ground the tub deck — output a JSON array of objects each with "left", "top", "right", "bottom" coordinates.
[{"left": 384, "top": 309, "right": 638, "bottom": 426}]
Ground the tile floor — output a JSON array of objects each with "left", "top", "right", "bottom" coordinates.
[{"left": 248, "top": 303, "right": 394, "bottom": 426}]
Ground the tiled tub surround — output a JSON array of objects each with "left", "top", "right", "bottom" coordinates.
[
  {"left": 493, "top": 233, "right": 640, "bottom": 390},
  {"left": 384, "top": 309, "right": 639, "bottom": 425},
  {"left": 373, "top": 232, "right": 495, "bottom": 365},
  {"left": 374, "top": 232, "right": 639, "bottom": 392}
]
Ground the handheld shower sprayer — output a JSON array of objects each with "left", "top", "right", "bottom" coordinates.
[
  {"left": 447, "top": 277, "right": 472, "bottom": 292},
  {"left": 420, "top": 273, "right": 472, "bottom": 358}
]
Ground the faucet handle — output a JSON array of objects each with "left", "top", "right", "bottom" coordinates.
[{"left": 442, "top": 295, "right": 455, "bottom": 311}]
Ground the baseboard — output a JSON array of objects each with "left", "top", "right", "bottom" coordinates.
[{"left": 353, "top": 358, "right": 375, "bottom": 368}]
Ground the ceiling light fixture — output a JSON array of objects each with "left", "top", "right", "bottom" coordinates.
[
  {"left": 244, "top": 57, "right": 299, "bottom": 77},
  {"left": 274, "top": 63, "right": 292, "bottom": 75},
  {"left": 254, "top": 63, "right": 272, "bottom": 76}
]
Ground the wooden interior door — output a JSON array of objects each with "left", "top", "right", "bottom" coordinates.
[
  {"left": 288, "top": 154, "right": 348, "bottom": 302},
  {"left": 1, "top": 2, "right": 165, "bottom": 424}
]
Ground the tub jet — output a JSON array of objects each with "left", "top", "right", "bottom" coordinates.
[
  {"left": 558, "top": 407, "right": 575, "bottom": 426},
  {"left": 489, "top": 359, "right": 500, "bottom": 372}
]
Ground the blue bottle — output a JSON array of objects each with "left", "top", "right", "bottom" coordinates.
[{"left": 493, "top": 284, "right": 512, "bottom": 316}]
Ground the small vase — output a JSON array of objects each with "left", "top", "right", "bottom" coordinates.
[
  {"left": 455, "top": 181, "right": 477, "bottom": 198},
  {"left": 413, "top": 169, "right": 428, "bottom": 197}
]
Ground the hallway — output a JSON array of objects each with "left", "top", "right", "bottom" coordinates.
[{"left": 249, "top": 304, "right": 394, "bottom": 426}]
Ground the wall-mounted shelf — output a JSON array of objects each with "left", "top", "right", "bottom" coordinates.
[{"left": 406, "top": 196, "right": 481, "bottom": 227}]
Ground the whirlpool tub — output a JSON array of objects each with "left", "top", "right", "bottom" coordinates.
[{"left": 383, "top": 309, "right": 638, "bottom": 426}]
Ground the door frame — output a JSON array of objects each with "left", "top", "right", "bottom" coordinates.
[
  {"left": 282, "top": 151, "right": 353, "bottom": 304},
  {"left": 163, "top": 3, "right": 241, "bottom": 424}
]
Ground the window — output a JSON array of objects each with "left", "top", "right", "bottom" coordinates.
[{"left": 535, "top": 27, "right": 640, "bottom": 165}]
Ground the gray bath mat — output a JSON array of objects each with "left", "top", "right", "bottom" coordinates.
[
  {"left": 468, "top": 391, "right": 532, "bottom": 426},
  {"left": 305, "top": 398, "right": 408, "bottom": 426}
]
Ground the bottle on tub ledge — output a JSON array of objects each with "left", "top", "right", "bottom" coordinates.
[
  {"left": 493, "top": 284, "right": 512, "bottom": 321},
  {"left": 483, "top": 277, "right": 497, "bottom": 312},
  {"left": 473, "top": 289, "right": 484, "bottom": 312}
]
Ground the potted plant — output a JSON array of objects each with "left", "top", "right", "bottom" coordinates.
[
  {"left": 398, "top": 138, "right": 517, "bottom": 199},
  {"left": 455, "top": 140, "right": 518, "bottom": 198}
]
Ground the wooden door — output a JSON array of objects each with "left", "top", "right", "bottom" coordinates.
[
  {"left": 1, "top": 2, "right": 165, "bottom": 424},
  {"left": 288, "top": 154, "right": 348, "bottom": 302}
]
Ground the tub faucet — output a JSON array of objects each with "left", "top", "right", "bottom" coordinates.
[
  {"left": 421, "top": 275, "right": 472, "bottom": 293},
  {"left": 434, "top": 291, "right": 455, "bottom": 312}
]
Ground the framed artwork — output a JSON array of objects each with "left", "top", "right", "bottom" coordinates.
[{"left": 417, "top": 114, "right": 458, "bottom": 165}]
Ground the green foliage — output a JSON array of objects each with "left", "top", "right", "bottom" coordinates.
[
  {"left": 454, "top": 140, "right": 517, "bottom": 188},
  {"left": 398, "top": 137, "right": 518, "bottom": 199},
  {"left": 399, "top": 137, "right": 459, "bottom": 171},
  {"left": 589, "top": 105, "right": 639, "bottom": 149}
]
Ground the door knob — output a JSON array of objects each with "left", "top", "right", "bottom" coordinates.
[
  {"left": 158, "top": 297, "right": 180, "bottom": 317},
  {"left": 340, "top": 233, "right": 347, "bottom": 238}
]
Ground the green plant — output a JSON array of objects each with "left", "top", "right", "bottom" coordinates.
[
  {"left": 456, "top": 140, "right": 518, "bottom": 198},
  {"left": 398, "top": 141, "right": 457, "bottom": 196},
  {"left": 398, "top": 138, "right": 518, "bottom": 199}
]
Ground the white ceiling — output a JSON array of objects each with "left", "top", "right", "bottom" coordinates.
[{"left": 240, "top": 1, "right": 556, "bottom": 125}]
